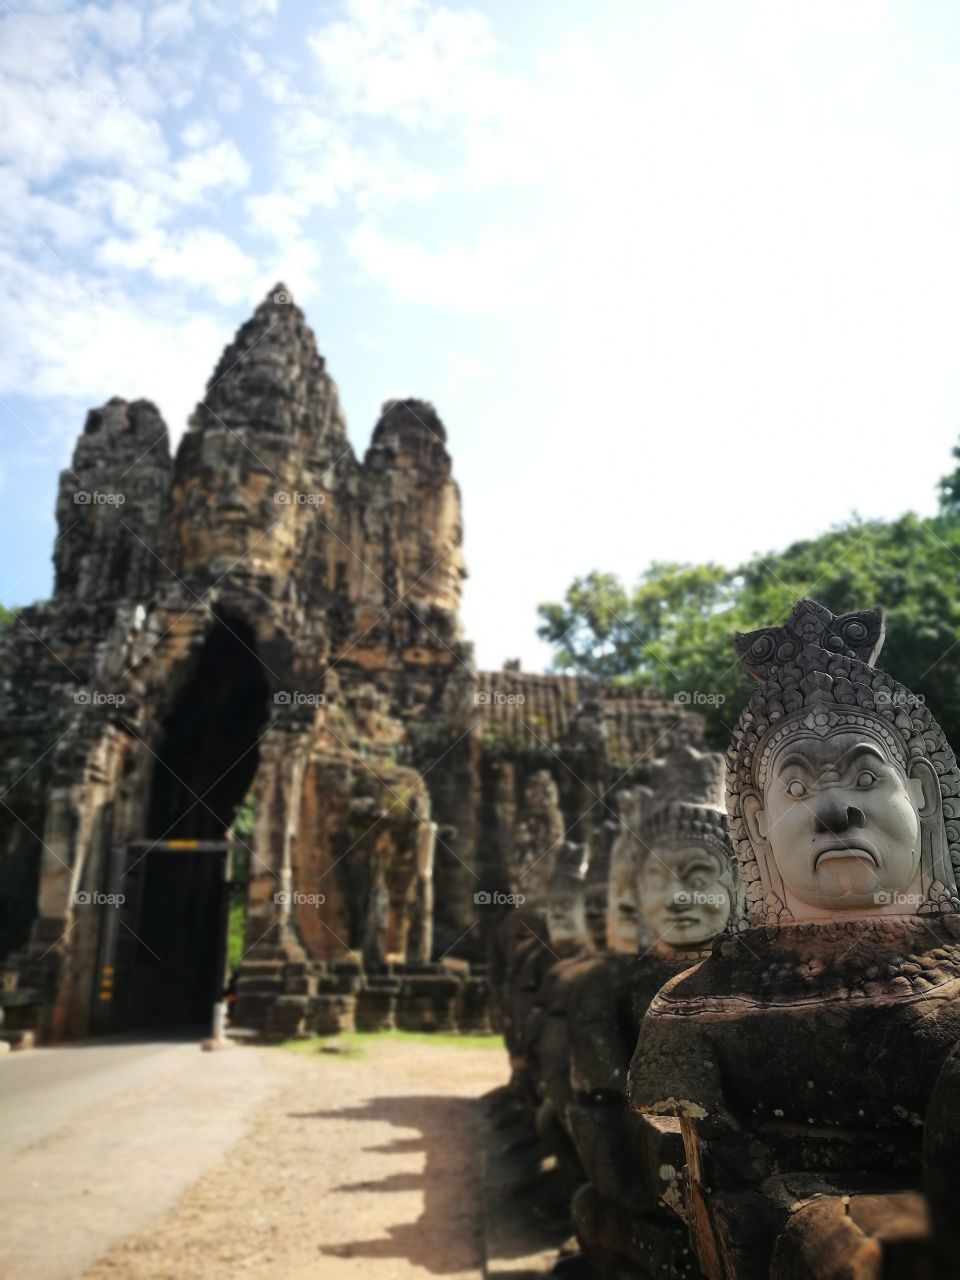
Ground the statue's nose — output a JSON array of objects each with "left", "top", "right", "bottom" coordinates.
[{"left": 813, "top": 793, "right": 866, "bottom": 834}]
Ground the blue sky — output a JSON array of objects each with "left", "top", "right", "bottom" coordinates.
[{"left": 2, "top": 0, "right": 960, "bottom": 670}]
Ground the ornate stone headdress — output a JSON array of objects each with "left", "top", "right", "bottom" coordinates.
[
  {"left": 727, "top": 598, "right": 960, "bottom": 925},
  {"left": 549, "top": 838, "right": 589, "bottom": 892},
  {"left": 637, "top": 747, "right": 740, "bottom": 924},
  {"left": 641, "top": 802, "right": 733, "bottom": 872},
  {"left": 638, "top": 747, "right": 730, "bottom": 857},
  {"left": 546, "top": 839, "right": 592, "bottom": 949}
]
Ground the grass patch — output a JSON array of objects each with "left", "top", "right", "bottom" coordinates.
[
  {"left": 365, "top": 1030, "right": 504, "bottom": 1048},
  {"left": 278, "top": 1029, "right": 504, "bottom": 1057},
  {"left": 227, "top": 898, "right": 246, "bottom": 972}
]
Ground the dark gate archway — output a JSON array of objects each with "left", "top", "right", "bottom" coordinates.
[
  {"left": 147, "top": 615, "right": 270, "bottom": 840},
  {"left": 112, "top": 615, "right": 270, "bottom": 1029}
]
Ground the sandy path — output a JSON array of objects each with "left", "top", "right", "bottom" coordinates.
[{"left": 83, "top": 1038, "right": 507, "bottom": 1279}]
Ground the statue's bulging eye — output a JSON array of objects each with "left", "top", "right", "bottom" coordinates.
[
  {"left": 856, "top": 771, "right": 877, "bottom": 789},
  {"left": 787, "top": 779, "right": 806, "bottom": 798}
]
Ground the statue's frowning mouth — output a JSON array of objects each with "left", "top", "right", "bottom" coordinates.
[
  {"left": 814, "top": 847, "right": 877, "bottom": 870},
  {"left": 216, "top": 502, "right": 251, "bottom": 522}
]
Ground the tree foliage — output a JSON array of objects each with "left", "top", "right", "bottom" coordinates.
[{"left": 538, "top": 507, "right": 960, "bottom": 751}]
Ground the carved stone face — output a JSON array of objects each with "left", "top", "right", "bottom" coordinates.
[
  {"left": 547, "top": 885, "right": 589, "bottom": 948},
  {"left": 639, "top": 844, "right": 732, "bottom": 946},
  {"left": 750, "top": 729, "right": 925, "bottom": 918},
  {"left": 175, "top": 442, "right": 302, "bottom": 576},
  {"left": 608, "top": 875, "right": 639, "bottom": 953},
  {"left": 608, "top": 788, "right": 644, "bottom": 951}
]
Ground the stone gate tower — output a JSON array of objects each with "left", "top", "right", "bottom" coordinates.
[
  {"left": 0, "top": 287, "right": 703, "bottom": 1041},
  {"left": 0, "top": 288, "right": 479, "bottom": 1037}
]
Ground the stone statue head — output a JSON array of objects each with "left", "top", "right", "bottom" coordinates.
[
  {"left": 606, "top": 787, "right": 645, "bottom": 952},
  {"left": 511, "top": 769, "right": 565, "bottom": 907},
  {"left": 546, "top": 840, "right": 591, "bottom": 951},
  {"left": 636, "top": 749, "right": 739, "bottom": 949},
  {"left": 728, "top": 598, "right": 960, "bottom": 925}
]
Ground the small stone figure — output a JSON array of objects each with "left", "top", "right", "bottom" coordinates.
[
  {"left": 606, "top": 788, "right": 645, "bottom": 953},
  {"left": 525, "top": 841, "right": 597, "bottom": 1176},
  {"left": 567, "top": 749, "right": 738, "bottom": 1279},
  {"left": 491, "top": 770, "right": 571, "bottom": 1108}
]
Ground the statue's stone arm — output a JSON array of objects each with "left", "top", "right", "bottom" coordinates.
[{"left": 627, "top": 984, "right": 740, "bottom": 1141}]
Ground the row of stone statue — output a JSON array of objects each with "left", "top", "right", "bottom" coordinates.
[{"left": 490, "top": 599, "right": 960, "bottom": 1280}]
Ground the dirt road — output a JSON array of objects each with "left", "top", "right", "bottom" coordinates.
[
  {"left": 0, "top": 1033, "right": 293, "bottom": 1280},
  {"left": 74, "top": 1035, "right": 507, "bottom": 1279}
]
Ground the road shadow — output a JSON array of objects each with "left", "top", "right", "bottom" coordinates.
[
  {"left": 289, "top": 1086, "right": 574, "bottom": 1277},
  {"left": 289, "top": 1093, "right": 485, "bottom": 1274},
  {"left": 41, "top": 1026, "right": 211, "bottom": 1051}
]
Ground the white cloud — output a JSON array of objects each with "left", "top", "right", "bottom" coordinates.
[
  {"left": 746, "top": 0, "right": 889, "bottom": 54},
  {"left": 437, "top": 351, "right": 486, "bottom": 399},
  {"left": 346, "top": 220, "right": 535, "bottom": 312},
  {"left": 168, "top": 138, "right": 251, "bottom": 201},
  {"left": 0, "top": 0, "right": 283, "bottom": 460},
  {"left": 0, "top": 247, "right": 228, "bottom": 446},
  {"left": 96, "top": 227, "right": 260, "bottom": 304},
  {"left": 0, "top": 171, "right": 100, "bottom": 250},
  {"left": 259, "top": 237, "right": 323, "bottom": 304},
  {"left": 259, "top": 108, "right": 445, "bottom": 220},
  {"left": 181, "top": 117, "right": 221, "bottom": 148},
  {"left": 84, "top": 2, "right": 144, "bottom": 54},
  {"left": 214, "top": 78, "right": 244, "bottom": 113},
  {"left": 144, "top": 1, "right": 198, "bottom": 53},
  {"left": 3, "top": 0, "right": 960, "bottom": 671},
  {"left": 0, "top": 81, "right": 168, "bottom": 184},
  {"left": 309, "top": 0, "right": 497, "bottom": 127}
]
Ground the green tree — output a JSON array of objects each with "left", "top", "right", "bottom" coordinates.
[
  {"left": 537, "top": 564, "right": 732, "bottom": 684},
  {"left": 538, "top": 514, "right": 960, "bottom": 750},
  {"left": 939, "top": 441, "right": 960, "bottom": 516},
  {"left": 537, "top": 571, "right": 640, "bottom": 680}
]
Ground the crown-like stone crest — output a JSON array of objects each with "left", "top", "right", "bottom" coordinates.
[
  {"left": 641, "top": 744, "right": 726, "bottom": 813},
  {"left": 735, "top": 598, "right": 884, "bottom": 680},
  {"left": 636, "top": 747, "right": 733, "bottom": 870}
]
